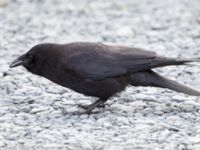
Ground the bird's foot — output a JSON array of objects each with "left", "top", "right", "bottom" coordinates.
[
  {"left": 78, "top": 99, "right": 107, "bottom": 114},
  {"left": 78, "top": 103, "right": 106, "bottom": 110}
]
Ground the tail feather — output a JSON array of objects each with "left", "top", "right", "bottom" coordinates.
[
  {"left": 130, "top": 70, "right": 200, "bottom": 96},
  {"left": 151, "top": 57, "right": 197, "bottom": 69}
]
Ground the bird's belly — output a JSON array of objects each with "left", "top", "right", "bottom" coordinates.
[
  {"left": 43, "top": 69, "right": 128, "bottom": 99},
  {"left": 73, "top": 78, "right": 127, "bottom": 99},
  {"left": 57, "top": 76, "right": 128, "bottom": 99}
]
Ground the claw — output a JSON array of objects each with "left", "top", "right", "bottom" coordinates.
[
  {"left": 78, "top": 104, "right": 91, "bottom": 110},
  {"left": 78, "top": 103, "right": 106, "bottom": 110}
]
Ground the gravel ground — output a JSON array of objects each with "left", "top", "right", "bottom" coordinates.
[{"left": 1, "top": 0, "right": 200, "bottom": 149}]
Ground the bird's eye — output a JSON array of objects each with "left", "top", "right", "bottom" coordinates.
[
  {"left": 26, "top": 53, "right": 33, "bottom": 59},
  {"left": 24, "top": 53, "right": 35, "bottom": 67}
]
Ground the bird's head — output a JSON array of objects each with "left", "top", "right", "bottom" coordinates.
[{"left": 10, "top": 44, "right": 51, "bottom": 74}]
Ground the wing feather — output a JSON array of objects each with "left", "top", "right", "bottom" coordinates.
[{"left": 62, "top": 42, "right": 176, "bottom": 80}]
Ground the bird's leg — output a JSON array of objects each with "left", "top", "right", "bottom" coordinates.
[{"left": 80, "top": 99, "right": 106, "bottom": 114}]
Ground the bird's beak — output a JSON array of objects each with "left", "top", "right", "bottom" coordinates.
[{"left": 10, "top": 54, "right": 27, "bottom": 68}]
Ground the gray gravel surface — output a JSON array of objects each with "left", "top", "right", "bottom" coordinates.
[{"left": 1, "top": 0, "right": 200, "bottom": 149}]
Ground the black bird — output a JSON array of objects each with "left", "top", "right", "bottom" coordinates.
[{"left": 10, "top": 42, "right": 200, "bottom": 114}]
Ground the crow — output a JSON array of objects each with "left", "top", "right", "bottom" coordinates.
[{"left": 10, "top": 42, "right": 200, "bottom": 114}]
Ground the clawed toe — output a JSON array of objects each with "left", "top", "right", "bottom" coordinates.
[
  {"left": 77, "top": 99, "right": 106, "bottom": 114},
  {"left": 78, "top": 104, "right": 91, "bottom": 110},
  {"left": 78, "top": 104, "right": 106, "bottom": 110}
]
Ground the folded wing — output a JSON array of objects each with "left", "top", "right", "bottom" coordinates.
[{"left": 63, "top": 43, "right": 192, "bottom": 80}]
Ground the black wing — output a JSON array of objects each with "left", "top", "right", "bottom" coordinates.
[{"left": 62, "top": 42, "right": 189, "bottom": 80}]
